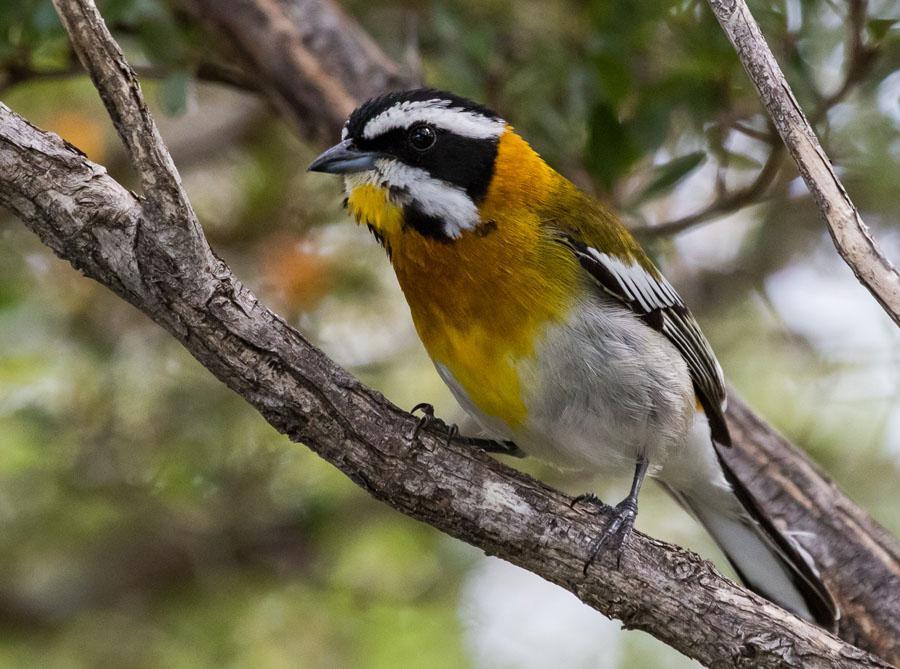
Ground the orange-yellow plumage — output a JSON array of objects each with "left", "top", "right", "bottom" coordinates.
[{"left": 347, "top": 128, "right": 581, "bottom": 427}]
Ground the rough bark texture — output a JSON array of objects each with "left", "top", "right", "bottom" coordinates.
[
  {"left": 705, "top": 0, "right": 900, "bottom": 325},
  {"left": 724, "top": 401, "right": 900, "bottom": 661},
  {"left": 0, "top": 0, "right": 896, "bottom": 666}
]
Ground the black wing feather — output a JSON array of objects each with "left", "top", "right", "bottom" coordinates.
[{"left": 561, "top": 236, "right": 731, "bottom": 446}]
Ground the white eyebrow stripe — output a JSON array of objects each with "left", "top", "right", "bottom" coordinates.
[{"left": 363, "top": 99, "right": 505, "bottom": 140}]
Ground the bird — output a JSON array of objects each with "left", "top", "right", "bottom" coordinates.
[{"left": 308, "top": 87, "right": 838, "bottom": 629}]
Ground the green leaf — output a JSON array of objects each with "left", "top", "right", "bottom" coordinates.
[
  {"left": 585, "top": 101, "right": 640, "bottom": 190},
  {"left": 868, "top": 18, "right": 899, "bottom": 42},
  {"left": 632, "top": 151, "right": 706, "bottom": 204},
  {"left": 159, "top": 69, "right": 190, "bottom": 116},
  {"left": 723, "top": 149, "right": 764, "bottom": 170}
]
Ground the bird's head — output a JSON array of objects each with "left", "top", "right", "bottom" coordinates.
[{"left": 309, "top": 88, "right": 545, "bottom": 242}]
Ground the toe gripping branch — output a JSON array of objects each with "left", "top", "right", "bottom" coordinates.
[
  {"left": 409, "top": 403, "right": 525, "bottom": 458},
  {"left": 573, "top": 457, "right": 649, "bottom": 574}
]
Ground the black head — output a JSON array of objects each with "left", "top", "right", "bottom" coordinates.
[{"left": 308, "top": 89, "right": 506, "bottom": 239}]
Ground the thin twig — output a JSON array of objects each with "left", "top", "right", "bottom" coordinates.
[
  {"left": 634, "top": 143, "right": 784, "bottom": 237},
  {"left": 51, "top": 0, "right": 196, "bottom": 223},
  {"left": 706, "top": 0, "right": 900, "bottom": 325},
  {"left": 642, "top": 0, "right": 880, "bottom": 238}
]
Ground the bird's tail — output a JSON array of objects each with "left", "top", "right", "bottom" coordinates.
[{"left": 663, "top": 446, "right": 839, "bottom": 630}]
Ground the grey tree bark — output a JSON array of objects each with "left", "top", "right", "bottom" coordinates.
[
  {"left": 705, "top": 0, "right": 900, "bottom": 325},
  {"left": 0, "top": 0, "right": 895, "bottom": 666}
]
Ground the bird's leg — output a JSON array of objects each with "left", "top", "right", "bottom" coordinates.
[
  {"left": 408, "top": 403, "right": 525, "bottom": 457},
  {"left": 581, "top": 457, "right": 649, "bottom": 574}
]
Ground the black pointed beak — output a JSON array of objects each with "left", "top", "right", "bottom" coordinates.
[{"left": 308, "top": 140, "right": 378, "bottom": 174}]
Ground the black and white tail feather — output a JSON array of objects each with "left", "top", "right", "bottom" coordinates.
[
  {"left": 560, "top": 232, "right": 839, "bottom": 629},
  {"left": 661, "top": 452, "right": 839, "bottom": 630}
]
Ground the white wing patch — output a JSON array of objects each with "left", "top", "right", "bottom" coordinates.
[
  {"left": 585, "top": 248, "right": 682, "bottom": 313},
  {"left": 363, "top": 99, "right": 505, "bottom": 140}
]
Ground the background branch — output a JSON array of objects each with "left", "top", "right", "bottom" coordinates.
[{"left": 705, "top": 0, "right": 900, "bottom": 325}]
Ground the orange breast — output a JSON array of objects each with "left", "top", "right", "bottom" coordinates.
[{"left": 344, "top": 128, "right": 583, "bottom": 427}]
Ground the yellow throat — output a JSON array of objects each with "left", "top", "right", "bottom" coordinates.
[{"left": 345, "top": 128, "right": 582, "bottom": 429}]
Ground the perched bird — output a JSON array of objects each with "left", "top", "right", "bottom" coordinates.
[{"left": 308, "top": 88, "right": 838, "bottom": 628}]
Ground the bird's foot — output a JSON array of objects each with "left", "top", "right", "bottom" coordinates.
[
  {"left": 409, "top": 402, "right": 456, "bottom": 447},
  {"left": 408, "top": 403, "right": 525, "bottom": 457},
  {"left": 581, "top": 497, "right": 638, "bottom": 575}
]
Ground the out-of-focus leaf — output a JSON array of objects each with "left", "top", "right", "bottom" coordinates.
[
  {"left": 159, "top": 68, "right": 191, "bottom": 116},
  {"left": 868, "top": 18, "right": 899, "bottom": 42},
  {"left": 724, "top": 149, "right": 764, "bottom": 170},
  {"left": 585, "top": 101, "right": 640, "bottom": 189},
  {"left": 631, "top": 150, "right": 706, "bottom": 203}
]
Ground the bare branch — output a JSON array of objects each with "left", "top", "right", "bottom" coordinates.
[
  {"left": 52, "top": 0, "right": 196, "bottom": 224},
  {"left": 633, "top": 144, "right": 784, "bottom": 237},
  {"left": 706, "top": 0, "right": 900, "bottom": 325},
  {"left": 640, "top": 0, "right": 880, "bottom": 239},
  {"left": 172, "top": 0, "right": 410, "bottom": 142}
]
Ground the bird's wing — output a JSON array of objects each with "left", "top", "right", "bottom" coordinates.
[{"left": 557, "top": 234, "right": 731, "bottom": 446}]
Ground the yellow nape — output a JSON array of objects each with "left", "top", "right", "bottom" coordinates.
[{"left": 345, "top": 183, "right": 404, "bottom": 238}]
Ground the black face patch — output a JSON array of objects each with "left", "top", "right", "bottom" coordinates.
[
  {"left": 402, "top": 204, "right": 453, "bottom": 242},
  {"left": 344, "top": 88, "right": 503, "bottom": 204},
  {"left": 357, "top": 127, "right": 499, "bottom": 202}
]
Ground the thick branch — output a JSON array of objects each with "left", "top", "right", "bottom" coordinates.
[
  {"left": 705, "top": 0, "right": 900, "bottom": 325},
  {"left": 172, "top": 0, "right": 410, "bottom": 142},
  {"left": 0, "top": 101, "right": 888, "bottom": 669}
]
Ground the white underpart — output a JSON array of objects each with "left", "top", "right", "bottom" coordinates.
[
  {"left": 345, "top": 158, "right": 480, "bottom": 238},
  {"left": 363, "top": 99, "right": 505, "bottom": 140},
  {"left": 433, "top": 293, "right": 820, "bottom": 623}
]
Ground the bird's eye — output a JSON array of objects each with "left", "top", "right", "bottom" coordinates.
[{"left": 408, "top": 124, "right": 436, "bottom": 151}]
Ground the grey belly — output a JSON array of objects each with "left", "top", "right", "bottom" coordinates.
[{"left": 513, "top": 294, "right": 695, "bottom": 474}]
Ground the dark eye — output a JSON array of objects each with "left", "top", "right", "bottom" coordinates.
[{"left": 408, "top": 124, "right": 436, "bottom": 151}]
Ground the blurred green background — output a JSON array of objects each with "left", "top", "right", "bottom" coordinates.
[{"left": 1, "top": 0, "right": 899, "bottom": 667}]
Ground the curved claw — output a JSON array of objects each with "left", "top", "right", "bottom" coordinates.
[
  {"left": 409, "top": 403, "right": 435, "bottom": 442},
  {"left": 583, "top": 499, "right": 638, "bottom": 575}
]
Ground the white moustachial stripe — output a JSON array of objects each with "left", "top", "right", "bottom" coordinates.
[
  {"left": 363, "top": 99, "right": 505, "bottom": 141},
  {"left": 346, "top": 159, "right": 480, "bottom": 239}
]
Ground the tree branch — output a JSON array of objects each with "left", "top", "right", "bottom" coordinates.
[
  {"left": 0, "top": 0, "right": 896, "bottom": 665},
  {"left": 172, "top": 0, "right": 411, "bottom": 142},
  {"left": 638, "top": 0, "right": 880, "bottom": 239},
  {"left": 705, "top": 0, "right": 900, "bottom": 325},
  {"left": 633, "top": 143, "right": 784, "bottom": 237}
]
